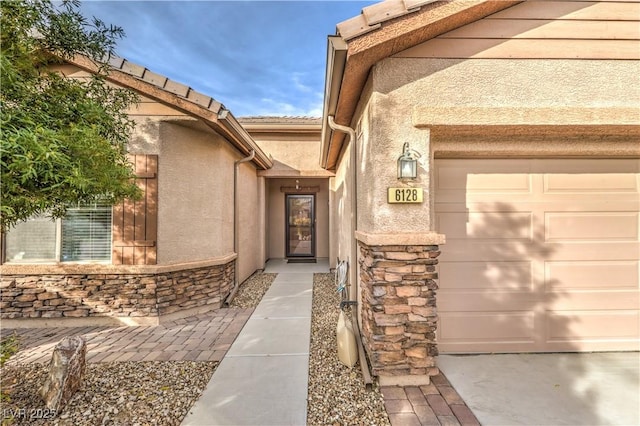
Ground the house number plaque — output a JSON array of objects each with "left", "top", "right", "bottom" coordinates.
[{"left": 387, "top": 187, "right": 424, "bottom": 204}]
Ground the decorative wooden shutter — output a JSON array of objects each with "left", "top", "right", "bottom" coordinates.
[{"left": 112, "top": 154, "right": 158, "bottom": 265}]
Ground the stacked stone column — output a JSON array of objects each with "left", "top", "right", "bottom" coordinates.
[{"left": 358, "top": 241, "right": 440, "bottom": 384}]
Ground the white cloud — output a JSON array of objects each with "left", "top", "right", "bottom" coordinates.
[
  {"left": 292, "top": 72, "right": 312, "bottom": 93},
  {"left": 256, "top": 97, "right": 322, "bottom": 117}
]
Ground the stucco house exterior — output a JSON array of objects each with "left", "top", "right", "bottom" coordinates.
[
  {"left": 322, "top": 0, "right": 639, "bottom": 384},
  {"left": 240, "top": 116, "right": 332, "bottom": 262},
  {"left": 1, "top": 55, "right": 276, "bottom": 325},
  {"left": 1, "top": 0, "right": 639, "bottom": 386},
  {"left": 1, "top": 56, "right": 333, "bottom": 327}
]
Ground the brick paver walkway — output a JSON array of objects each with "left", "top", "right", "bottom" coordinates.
[
  {"left": 1, "top": 307, "right": 253, "bottom": 365},
  {"left": 382, "top": 373, "right": 480, "bottom": 426}
]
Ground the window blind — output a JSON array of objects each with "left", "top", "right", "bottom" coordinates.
[{"left": 61, "top": 204, "right": 112, "bottom": 262}]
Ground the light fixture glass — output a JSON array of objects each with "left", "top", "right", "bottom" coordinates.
[{"left": 397, "top": 142, "right": 420, "bottom": 181}]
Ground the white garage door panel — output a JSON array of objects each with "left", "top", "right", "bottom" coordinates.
[
  {"left": 439, "top": 312, "right": 535, "bottom": 341},
  {"left": 543, "top": 241, "right": 639, "bottom": 260},
  {"left": 547, "top": 311, "right": 640, "bottom": 341},
  {"left": 439, "top": 261, "right": 532, "bottom": 291},
  {"left": 545, "top": 212, "right": 638, "bottom": 241},
  {"left": 544, "top": 173, "right": 638, "bottom": 192},
  {"left": 438, "top": 292, "right": 542, "bottom": 311},
  {"left": 439, "top": 212, "right": 533, "bottom": 239},
  {"left": 545, "top": 261, "right": 639, "bottom": 291},
  {"left": 545, "top": 292, "right": 639, "bottom": 311},
  {"left": 435, "top": 158, "right": 640, "bottom": 353}
]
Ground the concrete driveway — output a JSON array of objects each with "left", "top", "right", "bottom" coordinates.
[{"left": 437, "top": 352, "right": 640, "bottom": 426}]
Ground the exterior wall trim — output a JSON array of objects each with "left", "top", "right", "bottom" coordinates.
[
  {"left": 414, "top": 106, "right": 640, "bottom": 127},
  {"left": 258, "top": 169, "right": 335, "bottom": 178},
  {"left": 355, "top": 231, "right": 445, "bottom": 246}
]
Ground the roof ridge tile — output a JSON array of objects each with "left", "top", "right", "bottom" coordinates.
[
  {"left": 105, "top": 54, "right": 219, "bottom": 114},
  {"left": 338, "top": 0, "right": 438, "bottom": 40},
  {"left": 363, "top": 0, "right": 413, "bottom": 26},
  {"left": 141, "top": 69, "right": 168, "bottom": 88},
  {"left": 120, "top": 59, "right": 145, "bottom": 78}
]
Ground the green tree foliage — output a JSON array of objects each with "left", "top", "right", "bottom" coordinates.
[{"left": 0, "top": 0, "right": 141, "bottom": 231}]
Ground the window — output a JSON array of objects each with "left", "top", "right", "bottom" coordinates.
[
  {"left": 4, "top": 204, "right": 112, "bottom": 263},
  {"left": 5, "top": 215, "right": 57, "bottom": 262}
]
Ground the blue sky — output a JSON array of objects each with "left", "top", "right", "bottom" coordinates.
[{"left": 80, "top": 1, "right": 376, "bottom": 117}]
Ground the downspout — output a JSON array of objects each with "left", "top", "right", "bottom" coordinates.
[
  {"left": 327, "top": 116, "right": 357, "bottom": 271},
  {"left": 327, "top": 115, "right": 372, "bottom": 387},
  {"left": 225, "top": 149, "right": 256, "bottom": 306}
]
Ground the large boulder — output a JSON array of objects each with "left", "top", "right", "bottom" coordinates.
[{"left": 39, "top": 335, "right": 87, "bottom": 413}]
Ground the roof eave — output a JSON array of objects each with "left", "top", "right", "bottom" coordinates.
[
  {"left": 67, "top": 55, "right": 272, "bottom": 170},
  {"left": 216, "top": 109, "right": 274, "bottom": 169},
  {"left": 320, "top": 35, "right": 348, "bottom": 170},
  {"left": 320, "top": 0, "right": 522, "bottom": 171},
  {"left": 240, "top": 122, "right": 322, "bottom": 134}
]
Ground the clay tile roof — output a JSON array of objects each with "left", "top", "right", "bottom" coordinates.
[
  {"left": 67, "top": 54, "right": 273, "bottom": 169},
  {"left": 106, "top": 55, "right": 221, "bottom": 112},
  {"left": 337, "top": 0, "right": 438, "bottom": 40}
]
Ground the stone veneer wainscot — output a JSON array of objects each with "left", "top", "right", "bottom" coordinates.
[{"left": 0, "top": 258, "right": 234, "bottom": 324}]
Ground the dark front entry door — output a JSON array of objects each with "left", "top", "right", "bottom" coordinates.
[{"left": 285, "top": 194, "right": 315, "bottom": 257}]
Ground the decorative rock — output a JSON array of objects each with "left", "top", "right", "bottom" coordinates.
[{"left": 39, "top": 335, "right": 87, "bottom": 413}]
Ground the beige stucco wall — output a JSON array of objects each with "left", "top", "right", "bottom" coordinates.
[
  {"left": 266, "top": 178, "right": 329, "bottom": 259},
  {"left": 375, "top": 58, "right": 640, "bottom": 110},
  {"left": 158, "top": 120, "right": 234, "bottom": 263},
  {"left": 329, "top": 140, "right": 357, "bottom": 299},
  {"left": 350, "top": 57, "right": 640, "bottom": 235},
  {"left": 237, "top": 160, "right": 265, "bottom": 282},
  {"left": 128, "top": 118, "right": 264, "bottom": 281},
  {"left": 258, "top": 140, "right": 328, "bottom": 176}
]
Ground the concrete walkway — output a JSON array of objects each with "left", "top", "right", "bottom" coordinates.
[{"left": 181, "top": 259, "right": 329, "bottom": 426}]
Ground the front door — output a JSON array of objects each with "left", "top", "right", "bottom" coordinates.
[{"left": 286, "top": 194, "right": 315, "bottom": 257}]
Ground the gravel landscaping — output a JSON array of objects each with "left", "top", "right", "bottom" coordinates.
[
  {"left": 228, "top": 272, "right": 277, "bottom": 308},
  {"left": 307, "top": 273, "right": 390, "bottom": 426},
  {"left": 1, "top": 361, "right": 216, "bottom": 425},
  {"left": 1, "top": 271, "right": 390, "bottom": 425}
]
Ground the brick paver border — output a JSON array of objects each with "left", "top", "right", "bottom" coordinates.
[{"left": 382, "top": 373, "right": 480, "bottom": 426}]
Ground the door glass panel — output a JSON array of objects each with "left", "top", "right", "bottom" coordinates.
[{"left": 286, "top": 195, "right": 314, "bottom": 257}]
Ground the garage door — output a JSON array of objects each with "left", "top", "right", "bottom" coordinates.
[{"left": 435, "top": 158, "right": 640, "bottom": 353}]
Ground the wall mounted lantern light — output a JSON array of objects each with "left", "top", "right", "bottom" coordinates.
[{"left": 397, "top": 142, "right": 421, "bottom": 181}]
